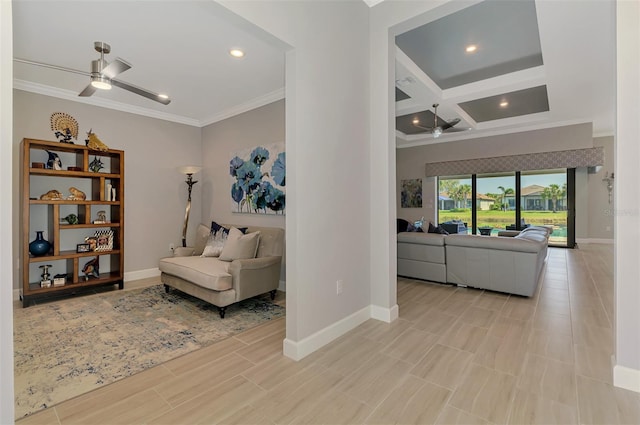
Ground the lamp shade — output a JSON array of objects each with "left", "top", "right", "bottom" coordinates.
[{"left": 177, "top": 165, "right": 202, "bottom": 175}]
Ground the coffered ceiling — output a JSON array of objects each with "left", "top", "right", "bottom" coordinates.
[{"left": 394, "top": 0, "right": 616, "bottom": 147}]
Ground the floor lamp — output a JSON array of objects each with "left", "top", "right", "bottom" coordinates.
[{"left": 177, "top": 166, "right": 202, "bottom": 247}]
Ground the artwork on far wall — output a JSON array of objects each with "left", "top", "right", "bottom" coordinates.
[
  {"left": 401, "top": 178, "right": 423, "bottom": 208},
  {"left": 230, "top": 143, "right": 285, "bottom": 214}
]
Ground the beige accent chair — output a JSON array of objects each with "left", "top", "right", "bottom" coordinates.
[{"left": 159, "top": 223, "right": 284, "bottom": 318}]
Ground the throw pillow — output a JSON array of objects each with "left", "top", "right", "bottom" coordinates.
[
  {"left": 201, "top": 230, "right": 228, "bottom": 257},
  {"left": 210, "top": 221, "right": 248, "bottom": 236},
  {"left": 219, "top": 228, "right": 261, "bottom": 262},
  {"left": 428, "top": 222, "right": 438, "bottom": 233}
]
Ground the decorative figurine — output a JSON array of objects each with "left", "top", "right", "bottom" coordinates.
[
  {"left": 85, "top": 129, "right": 109, "bottom": 151},
  {"left": 67, "top": 187, "right": 86, "bottom": 200},
  {"left": 63, "top": 213, "right": 79, "bottom": 225},
  {"left": 39, "top": 264, "right": 53, "bottom": 287},
  {"left": 50, "top": 112, "right": 78, "bottom": 143},
  {"left": 82, "top": 257, "right": 99, "bottom": 280},
  {"left": 89, "top": 156, "right": 104, "bottom": 173},
  {"left": 39, "top": 189, "right": 64, "bottom": 200},
  {"left": 95, "top": 210, "right": 107, "bottom": 224},
  {"left": 45, "top": 150, "right": 62, "bottom": 170}
]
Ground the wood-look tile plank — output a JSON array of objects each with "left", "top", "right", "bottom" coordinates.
[
  {"left": 509, "top": 389, "right": 578, "bottom": 425},
  {"left": 449, "top": 363, "right": 517, "bottom": 424},
  {"left": 517, "top": 353, "right": 577, "bottom": 406},
  {"left": 241, "top": 351, "right": 313, "bottom": 390},
  {"left": 381, "top": 327, "right": 440, "bottom": 364},
  {"left": 162, "top": 336, "right": 248, "bottom": 376},
  {"left": 576, "top": 375, "right": 640, "bottom": 425},
  {"left": 410, "top": 344, "right": 473, "bottom": 389},
  {"left": 292, "top": 389, "right": 372, "bottom": 425},
  {"left": 154, "top": 352, "right": 254, "bottom": 407},
  {"left": 146, "top": 375, "right": 265, "bottom": 425},
  {"left": 233, "top": 317, "right": 285, "bottom": 345},
  {"left": 438, "top": 321, "right": 488, "bottom": 353},
  {"left": 336, "top": 352, "right": 413, "bottom": 406},
  {"left": 235, "top": 328, "right": 286, "bottom": 364},
  {"left": 435, "top": 405, "right": 490, "bottom": 425},
  {"left": 364, "top": 375, "right": 427, "bottom": 424}
]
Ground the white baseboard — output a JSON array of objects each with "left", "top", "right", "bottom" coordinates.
[
  {"left": 283, "top": 306, "right": 370, "bottom": 361},
  {"left": 613, "top": 362, "right": 640, "bottom": 393},
  {"left": 278, "top": 279, "right": 286, "bottom": 292},
  {"left": 13, "top": 288, "right": 20, "bottom": 301},
  {"left": 576, "top": 238, "right": 614, "bottom": 245},
  {"left": 370, "top": 304, "right": 399, "bottom": 323},
  {"left": 124, "top": 268, "right": 160, "bottom": 282}
]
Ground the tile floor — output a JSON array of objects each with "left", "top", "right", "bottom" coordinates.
[{"left": 16, "top": 244, "right": 640, "bottom": 424}]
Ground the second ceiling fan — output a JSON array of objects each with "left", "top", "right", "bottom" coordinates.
[{"left": 412, "top": 103, "right": 461, "bottom": 138}]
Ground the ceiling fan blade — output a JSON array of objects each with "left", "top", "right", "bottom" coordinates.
[
  {"left": 440, "top": 118, "right": 461, "bottom": 131},
  {"left": 13, "top": 58, "right": 90, "bottom": 76},
  {"left": 413, "top": 123, "right": 435, "bottom": 133},
  {"left": 111, "top": 79, "right": 171, "bottom": 105},
  {"left": 78, "top": 83, "right": 97, "bottom": 97},
  {"left": 101, "top": 57, "right": 131, "bottom": 79}
]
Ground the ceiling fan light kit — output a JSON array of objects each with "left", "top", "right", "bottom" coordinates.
[{"left": 412, "top": 103, "right": 461, "bottom": 138}]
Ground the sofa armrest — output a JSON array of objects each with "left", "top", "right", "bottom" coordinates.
[
  {"left": 228, "top": 256, "right": 282, "bottom": 300},
  {"left": 174, "top": 246, "right": 196, "bottom": 257}
]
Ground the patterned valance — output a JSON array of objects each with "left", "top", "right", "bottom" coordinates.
[{"left": 425, "top": 147, "right": 604, "bottom": 177}]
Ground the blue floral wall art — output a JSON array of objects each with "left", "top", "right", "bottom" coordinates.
[{"left": 230, "top": 143, "right": 285, "bottom": 214}]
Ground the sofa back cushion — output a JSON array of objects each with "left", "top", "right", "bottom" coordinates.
[
  {"left": 247, "top": 226, "right": 284, "bottom": 258},
  {"left": 194, "top": 224, "right": 211, "bottom": 256}
]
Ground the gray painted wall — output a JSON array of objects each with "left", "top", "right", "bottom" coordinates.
[
  {"left": 12, "top": 90, "right": 203, "bottom": 289},
  {"left": 396, "top": 124, "right": 614, "bottom": 240},
  {"left": 201, "top": 99, "right": 286, "bottom": 284}
]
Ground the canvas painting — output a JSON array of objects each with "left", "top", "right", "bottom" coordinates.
[
  {"left": 230, "top": 143, "right": 285, "bottom": 214},
  {"left": 401, "top": 178, "right": 422, "bottom": 208}
]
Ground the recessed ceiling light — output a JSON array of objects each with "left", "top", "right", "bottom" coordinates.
[
  {"left": 229, "top": 49, "right": 245, "bottom": 58},
  {"left": 465, "top": 44, "right": 477, "bottom": 53},
  {"left": 412, "top": 117, "right": 420, "bottom": 125},
  {"left": 158, "top": 94, "right": 169, "bottom": 100},
  {"left": 499, "top": 100, "right": 509, "bottom": 108}
]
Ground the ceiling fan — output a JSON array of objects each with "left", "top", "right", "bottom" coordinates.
[
  {"left": 412, "top": 103, "right": 461, "bottom": 138},
  {"left": 14, "top": 41, "right": 171, "bottom": 105}
]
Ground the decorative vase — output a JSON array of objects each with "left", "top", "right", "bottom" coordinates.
[{"left": 29, "top": 231, "right": 51, "bottom": 256}]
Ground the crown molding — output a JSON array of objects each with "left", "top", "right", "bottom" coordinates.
[
  {"left": 15, "top": 79, "right": 284, "bottom": 128},
  {"left": 199, "top": 88, "right": 285, "bottom": 127},
  {"left": 14, "top": 79, "right": 201, "bottom": 126}
]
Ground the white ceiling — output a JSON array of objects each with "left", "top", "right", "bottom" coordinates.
[
  {"left": 13, "top": 1, "right": 616, "bottom": 144},
  {"left": 12, "top": 0, "right": 286, "bottom": 127}
]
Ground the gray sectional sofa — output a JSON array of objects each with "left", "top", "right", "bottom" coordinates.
[{"left": 397, "top": 226, "right": 550, "bottom": 297}]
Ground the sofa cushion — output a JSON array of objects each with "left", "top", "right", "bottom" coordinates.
[
  {"left": 445, "top": 234, "right": 544, "bottom": 253},
  {"left": 193, "top": 224, "right": 211, "bottom": 256},
  {"left": 397, "top": 231, "right": 446, "bottom": 246},
  {"left": 219, "top": 228, "right": 261, "bottom": 261},
  {"left": 159, "top": 256, "right": 232, "bottom": 291}
]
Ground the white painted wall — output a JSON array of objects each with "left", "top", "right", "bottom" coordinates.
[
  {"left": 218, "top": 1, "right": 372, "bottom": 358},
  {"left": 12, "top": 90, "right": 203, "bottom": 289},
  {"left": 0, "top": 2, "right": 15, "bottom": 422},
  {"left": 614, "top": 0, "right": 640, "bottom": 393}
]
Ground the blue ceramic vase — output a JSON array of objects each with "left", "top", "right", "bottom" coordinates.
[{"left": 29, "top": 231, "right": 51, "bottom": 256}]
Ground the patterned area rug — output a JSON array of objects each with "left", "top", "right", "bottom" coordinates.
[{"left": 13, "top": 284, "right": 285, "bottom": 419}]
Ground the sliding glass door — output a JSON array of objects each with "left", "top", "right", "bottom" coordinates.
[
  {"left": 437, "top": 169, "right": 574, "bottom": 247},
  {"left": 476, "top": 173, "right": 516, "bottom": 236},
  {"left": 438, "top": 175, "right": 472, "bottom": 233},
  {"left": 521, "top": 169, "right": 572, "bottom": 247}
]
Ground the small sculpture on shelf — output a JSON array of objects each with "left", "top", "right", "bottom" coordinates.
[
  {"left": 45, "top": 150, "right": 62, "bottom": 170},
  {"left": 82, "top": 257, "right": 99, "bottom": 281},
  {"left": 85, "top": 129, "right": 109, "bottom": 151},
  {"left": 39, "top": 189, "right": 64, "bottom": 200},
  {"left": 67, "top": 187, "right": 86, "bottom": 200},
  {"left": 89, "top": 156, "right": 104, "bottom": 173},
  {"left": 63, "top": 213, "right": 79, "bottom": 225},
  {"left": 94, "top": 210, "right": 107, "bottom": 224},
  {"left": 39, "top": 264, "right": 52, "bottom": 287},
  {"left": 50, "top": 112, "right": 78, "bottom": 144}
]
